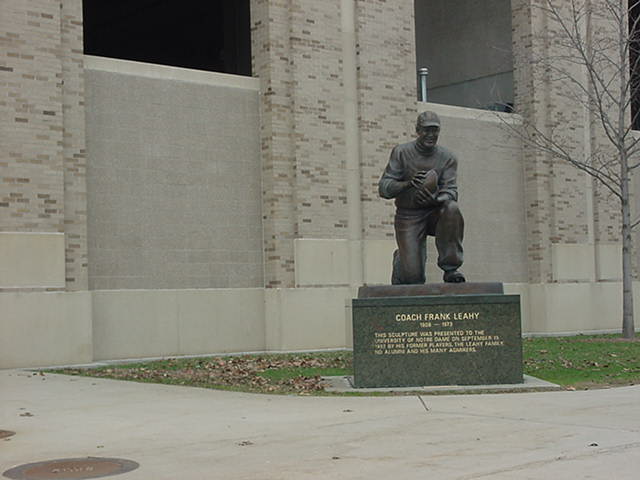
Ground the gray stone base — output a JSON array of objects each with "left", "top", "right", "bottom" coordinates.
[
  {"left": 322, "top": 375, "right": 562, "bottom": 394},
  {"left": 352, "top": 294, "right": 523, "bottom": 387}
]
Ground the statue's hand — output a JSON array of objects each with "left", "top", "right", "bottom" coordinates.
[
  {"left": 410, "top": 170, "right": 428, "bottom": 189},
  {"left": 415, "top": 188, "right": 435, "bottom": 206},
  {"left": 435, "top": 193, "right": 451, "bottom": 204}
]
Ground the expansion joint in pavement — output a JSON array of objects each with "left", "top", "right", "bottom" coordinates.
[{"left": 454, "top": 441, "right": 640, "bottom": 479}]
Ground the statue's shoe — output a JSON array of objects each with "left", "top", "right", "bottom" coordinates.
[{"left": 443, "top": 270, "right": 466, "bottom": 283}]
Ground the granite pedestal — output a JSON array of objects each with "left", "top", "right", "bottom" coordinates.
[{"left": 352, "top": 284, "right": 522, "bottom": 388}]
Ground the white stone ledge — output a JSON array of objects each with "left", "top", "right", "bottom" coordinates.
[
  {"left": 84, "top": 55, "right": 260, "bottom": 90},
  {"left": 418, "top": 101, "right": 522, "bottom": 125}
]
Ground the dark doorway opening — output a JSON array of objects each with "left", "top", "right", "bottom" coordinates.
[
  {"left": 414, "top": 0, "right": 513, "bottom": 111},
  {"left": 83, "top": 0, "right": 251, "bottom": 76}
]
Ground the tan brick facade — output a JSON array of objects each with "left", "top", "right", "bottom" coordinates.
[
  {"left": 61, "top": 0, "right": 88, "bottom": 290},
  {"left": 251, "top": 0, "right": 299, "bottom": 287},
  {"left": 2, "top": 0, "right": 632, "bottom": 291},
  {"left": 511, "top": 0, "right": 624, "bottom": 284},
  {"left": 357, "top": 0, "right": 418, "bottom": 241},
  {"left": 251, "top": 0, "right": 417, "bottom": 287},
  {"left": 289, "top": 1, "right": 348, "bottom": 241},
  {"left": 252, "top": 0, "right": 353, "bottom": 288},
  {"left": 1, "top": 0, "right": 66, "bottom": 234},
  {"left": 1, "top": 0, "right": 87, "bottom": 290}
]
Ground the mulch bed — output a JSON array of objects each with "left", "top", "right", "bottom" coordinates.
[{"left": 60, "top": 354, "right": 350, "bottom": 395}]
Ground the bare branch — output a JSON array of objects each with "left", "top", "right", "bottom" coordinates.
[
  {"left": 497, "top": 113, "right": 623, "bottom": 200},
  {"left": 510, "top": 0, "right": 640, "bottom": 204},
  {"left": 535, "top": 1, "right": 625, "bottom": 149}
]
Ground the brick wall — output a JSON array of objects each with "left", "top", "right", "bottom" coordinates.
[
  {"left": 290, "top": 1, "right": 348, "bottom": 239},
  {"left": 1, "top": 0, "right": 66, "bottom": 234},
  {"left": 252, "top": 0, "right": 353, "bottom": 288},
  {"left": 513, "top": 0, "right": 588, "bottom": 283},
  {"left": 0, "top": 0, "right": 87, "bottom": 290},
  {"left": 357, "top": 0, "right": 418, "bottom": 241},
  {"left": 251, "top": 0, "right": 298, "bottom": 287},
  {"left": 61, "top": 0, "right": 88, "bottom": 290},
  {"left": 252, "top": 0, "right": 417, "bottom": 287},
  {"left": 513, "top": 0, "right": 628, "bottom": 283}
]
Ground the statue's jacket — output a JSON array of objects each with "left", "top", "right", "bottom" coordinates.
[{"left": 378, "top": 140, "right": 458, "bottom": 210}]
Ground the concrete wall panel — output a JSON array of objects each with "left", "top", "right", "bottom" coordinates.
[
  {"left": 84, "top": 57, "right": 263, "bottom": 290},
  {"left": 264, "top": 287, "right": 355, "bottom": 351},
  {"left": 551, "top": 244, "right": 596, "bottom": 282},
  {"left": 92, "top": 288, "right": 265, "bottom": 361},
  {"left": 0, "top": 292, "right": 92, "bottom": 368},
  {"left": 418, "top": 103, "right": 528, "bottom": 283},
  {"left": 294, "top": 239, "right": 350, "bottom": 287},
  {"left": 596, "top": 244, "right": 622, "bottom": 281},
  {"left": 0, "top": 233, "right": 65, "bottom": 288}
]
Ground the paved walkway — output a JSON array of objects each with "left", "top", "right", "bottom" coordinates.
[{"left": 1, "top": 369, "right": 639, "bottom": 479}]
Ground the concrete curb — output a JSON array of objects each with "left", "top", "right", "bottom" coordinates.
[{"left": 322, "top": 374, "right": 562, "bottom": 394}]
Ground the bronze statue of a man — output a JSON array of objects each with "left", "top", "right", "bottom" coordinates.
[{"left": 378, "top": 111, "right": 465, "bottom": 284}]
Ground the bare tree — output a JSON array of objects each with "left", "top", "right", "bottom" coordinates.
[{"left": 502, "top": 0, "right": 640, "bottom": 338}]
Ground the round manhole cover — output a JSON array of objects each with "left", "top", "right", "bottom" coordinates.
[
  {"left": 0, "top": 430, "right": 16, "bottom": 439},
  {"left": 2, "top": 457, "right": 139, "bottom": 480}
]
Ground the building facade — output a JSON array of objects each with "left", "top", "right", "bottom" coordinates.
[{"left": 1, "top": 0, "right": 637, "bottom": 368}]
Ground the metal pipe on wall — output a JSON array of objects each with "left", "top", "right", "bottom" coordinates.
[{"left": 418, "top": 67, "right": 429, "bottom": 102}]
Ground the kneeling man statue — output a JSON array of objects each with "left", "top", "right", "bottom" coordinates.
[{"left": 378, "top": 111, "right": 465, "bottom": 284}]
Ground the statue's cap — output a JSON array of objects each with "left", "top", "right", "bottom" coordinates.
[{"left": 417, "top": 111, "right": 440, "bottom": 128}]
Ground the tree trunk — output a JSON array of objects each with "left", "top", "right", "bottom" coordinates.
[
  {"left": 621, "top": 178, "right": 635, "bottom": 339},
  {"left": 618, "top": 1, "right": 635, "bottom": 339}
]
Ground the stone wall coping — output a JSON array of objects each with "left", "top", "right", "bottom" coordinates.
[
  {"left": 84, "top": 55, "right": 260, "bottom": 90},
  {"left": 418, "top": 101, "right": 523, "bottom": 125}
]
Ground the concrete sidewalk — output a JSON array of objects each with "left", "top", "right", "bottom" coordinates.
[{"left": 1, "top": 369, "right": 639, "bottom": 479}]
